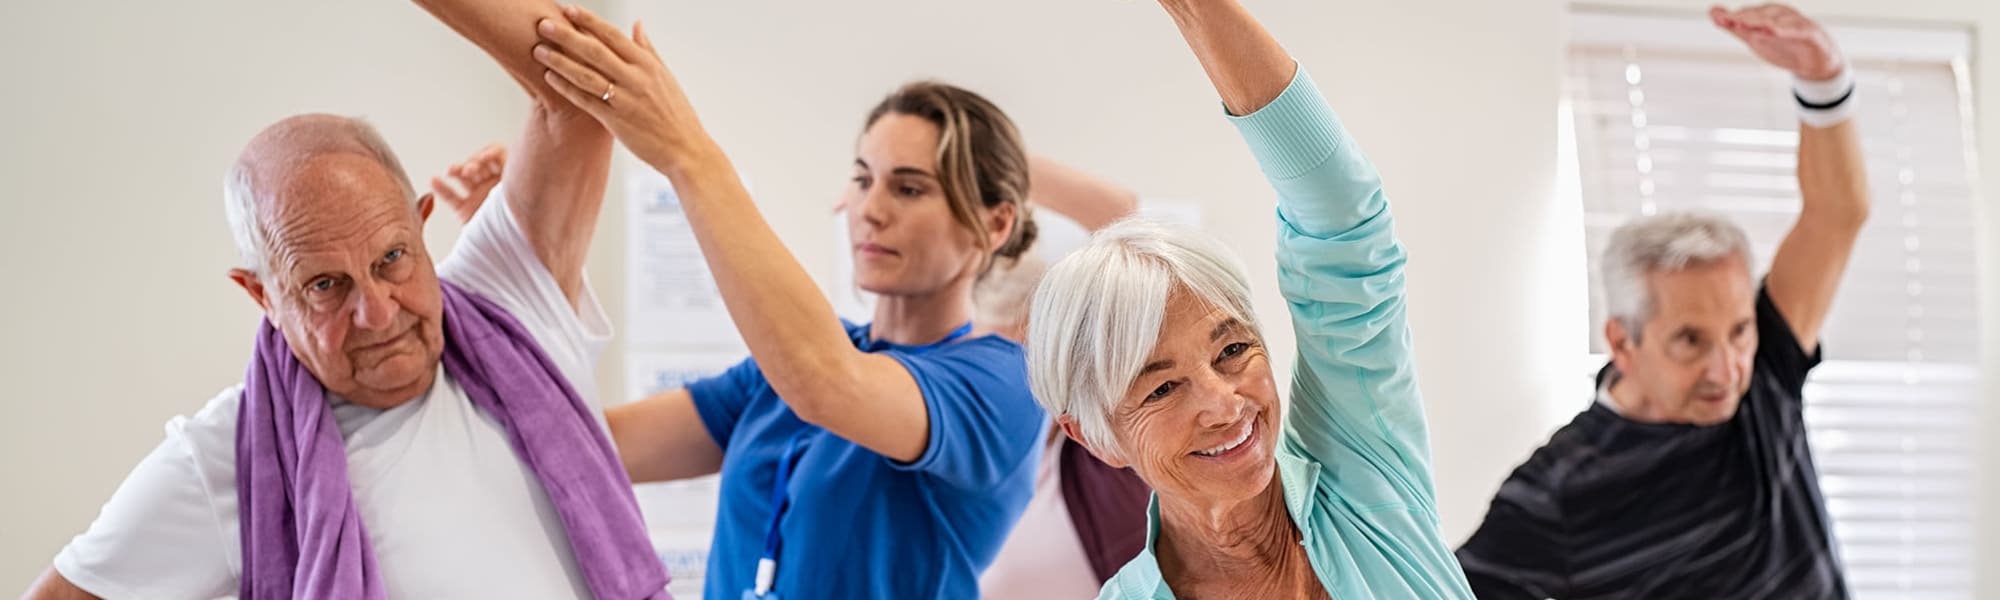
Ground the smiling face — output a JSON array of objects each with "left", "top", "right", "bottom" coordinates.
[{"left": 1097, "top": 289, "right": 1282, "bottom": 508}]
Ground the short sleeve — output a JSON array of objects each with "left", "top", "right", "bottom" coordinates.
[
  {"left": 883, "top": 338, "right": 1046, "bottom": 492},
  {"left": 54, "top": 390, "right": 245, "bottom": 600},
  {"left": 687, "top": 356, "right": 766, "bottom": 449},
  {"left": 1754, "top": 282, "right": 1823, "bottom": 396},
  {"left": 1455, "top": 471, "right": 1572, "bottom": 600}
]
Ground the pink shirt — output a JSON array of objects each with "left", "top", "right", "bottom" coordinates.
[{"left": 979, "top": 431, "right": 1102, "bottom": 598}]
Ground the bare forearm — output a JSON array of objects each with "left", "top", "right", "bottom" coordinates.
[
  {"left": 417, "top": 0, "right": 614, "bottom": 306},
  {"left": 1765, "top": 118, "right": 1869, "bottom": 349},
  {"left": 650, "top": 153, "right": 928, "bottom": 458},
  {"left": 523, "top": 3, "right": 929, "bottom": 459},
  {"left": 1796, "top": 119, "right": 1869, "bottom": 231},
  {"left": 503, "top": 107, "right": 613, "bottom": 307},
  {"left": 607, "top": 388, "right": 724, "bottom": 483},
  {"left": 23, "top": 568, "right": 100, "bottom": 600},
  {"left": 411, "top": 0, "right": 574, "bottom": 110},
  {"left": 1713, "top": 5, "right": 1866, "bottom": 349},
  {"left": 655, "top": 149, "right": 858, "bottom": 412},
  {"left": 1028, "top": 155, "right": 1137, "bottom": 231},
  {"left": 1157, "top": 0, "right": 1296, "bottom": 116}
]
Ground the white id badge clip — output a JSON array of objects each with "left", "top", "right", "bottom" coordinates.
[{"left": 742, "top": 556, "right": 782, "bottom": 600}]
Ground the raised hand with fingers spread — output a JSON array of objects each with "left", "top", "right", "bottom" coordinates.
[{"left": 431, "top": 143, "right": 507, "bottom": 223}]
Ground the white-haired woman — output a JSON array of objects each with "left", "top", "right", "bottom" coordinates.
[{"left": 1025, "top": 1, "right": 1473, "bottom": 597}]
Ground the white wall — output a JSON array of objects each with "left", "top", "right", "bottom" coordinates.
[{"left": 1, "top": 0, "right": 1992, "bottom": 594}]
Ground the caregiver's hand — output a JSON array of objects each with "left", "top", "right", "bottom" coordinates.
[{"left": 533, "top": 4, "right": 718, "bottom": 174}]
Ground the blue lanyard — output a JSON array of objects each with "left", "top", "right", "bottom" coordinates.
[
  {"left": 748, "top": 322, "right": 974, "bottom": 598},
  {"left": 750, "top": 433, "right": 809, "bottom": 597}
]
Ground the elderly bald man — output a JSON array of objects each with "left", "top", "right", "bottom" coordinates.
[{"left": 22, "top": 2, "right": 669, "bottom": 599}]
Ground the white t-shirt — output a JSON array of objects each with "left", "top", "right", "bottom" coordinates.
[
  {"left": 978, "top": 427, "right": 1101, "bottom": 599},
  {"left": 53, "top": 195, "right": 621, "bottom": 599}
]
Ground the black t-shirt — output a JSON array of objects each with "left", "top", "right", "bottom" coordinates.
[{"left": 1455, "top": 285, "right": 1849, "bottom": 599}]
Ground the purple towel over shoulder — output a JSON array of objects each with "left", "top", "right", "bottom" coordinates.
[{"left": 235, "top": 280, "right": 668, "bottom": 599}]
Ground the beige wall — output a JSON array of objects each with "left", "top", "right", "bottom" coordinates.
[{"left": 1, "top": 0, "right": 1991, "bottom": 594}]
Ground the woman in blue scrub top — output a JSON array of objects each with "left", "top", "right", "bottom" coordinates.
[{"left": 528, "top": 7, "right": 1046, "bottom": 599}]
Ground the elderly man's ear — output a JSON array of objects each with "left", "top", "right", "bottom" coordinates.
[
  {"left": 228, "top": 268, "right": 271, "bottom": 314},
  {"left": 418, "top": 192, "right": 436, "bottom": 223}
]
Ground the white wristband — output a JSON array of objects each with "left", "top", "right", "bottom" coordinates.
[{"left": 1793, "top": 67, "right": 1855, "bottom": 128}]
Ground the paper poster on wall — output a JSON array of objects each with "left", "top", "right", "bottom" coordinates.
[
  {"left": 646, "top": 520, "right": 718, "bottom": 599},
  {"left": 623, "top": 350, "right": 735, "bottom": 598},
  {"left": 624, "top": 159, "right": 755, "bottom": 600},
  {"left": 624, "top": 167, "right": 749, "bottom": 350},
  {"left": 623, "top": 351, "right": 748, "bottom": 407},
  {"left": 638, "top": 473, "right": 722, "bottom": 599}
]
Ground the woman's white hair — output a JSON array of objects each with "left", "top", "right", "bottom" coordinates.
[
  {"left": 1025, "top": 219, "right": 1262, "bottom": 459},
  {"left": 1601, "top": 211, "right": 1754, "bottom": 340},
  {"left": 222, "top": 115, "right": 416, "bottom": 275}
]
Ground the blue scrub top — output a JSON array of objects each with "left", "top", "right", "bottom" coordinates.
[{"left": 688, "top": 321, "right": 1044, "bottom": 599}]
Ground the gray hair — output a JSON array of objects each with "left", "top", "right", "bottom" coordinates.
[
  {"left": 1024, "top": 219, "right": 1262, "bottom": 458},
  {"left": 1601, "top": 211, "right": 1754, "bottom": 340},
  {"left": 223, "top": 115, "right": 417, "bottom": 275}
]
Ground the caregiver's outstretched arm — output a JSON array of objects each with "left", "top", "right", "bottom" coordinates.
[{"left": 534, "top": 6, "right": 945, "bottom": 464}]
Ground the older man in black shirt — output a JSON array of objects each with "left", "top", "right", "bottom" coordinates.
[{"left": 1456, "top": 4, "right": 1869, "bottom": 599}]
